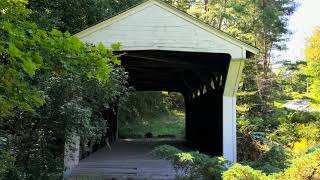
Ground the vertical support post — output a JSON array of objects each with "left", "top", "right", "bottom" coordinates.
[{"left": 223, "top": 59, "right": 244, "bottom": 162}]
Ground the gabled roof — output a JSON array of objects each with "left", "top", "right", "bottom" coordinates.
[{"left": 75, "top": 0, "right": 258, "bottom": 55}]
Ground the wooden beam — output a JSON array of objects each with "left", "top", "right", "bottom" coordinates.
[{"left": 124, "top": 54, "right": 191, "bottom": 65}]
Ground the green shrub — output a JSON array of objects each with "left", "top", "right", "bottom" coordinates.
[
  {"left": 0, "top": 149, "right": 16, "bottom": 178},
  {"left": 237, "top": 117, "right": 269, "bottom": 162},
  {"left": 274, "top": 149, "right": 320, "bottom": 180},
  {"left": 151, "top": 145, "right": 182, "bottom": 160},
  {"left": 290, "top": 111, "right": 319, "bottom": 124},
  {"left": 222, "top": 164, "right": 269, "bottom": 180},
  {"left": 186, "top": 152, "right": 227, "bottom": 180},
  {"left": 172, "top": 153, "right": 194, "bottom": 178},
  {"left": 153, "top": 146, "right": 320, "bottom": 180},
  {"left": 151, "top": 145, "right": 227, "bottom": 180},
  {"left": 0, "top": 1, "right": 127, "bottom": 178},
  {"left": 269, "top": 120, "right": 320, "bottom": 156},
  {"left": 247, "top": 145, "right": 290, "bottom": 174}
]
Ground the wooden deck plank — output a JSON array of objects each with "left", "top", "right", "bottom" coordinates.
[{"left": 68, "top": 139, "right": 184, "bottom": 180}]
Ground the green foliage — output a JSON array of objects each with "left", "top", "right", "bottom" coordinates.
[
  {"left": 247, "top": 145, "right": 290, "bottom": 174},
  {"left": 118, "top": 91, "right": 185, "bottom": 138},
  {"left": 152, "top": 145, "right": 228, "bottom": 180},
  {"left": 0, "top": 1, "right": 128, "bottom": 178},
  {"left": 0, "top": 0, "right": 118, "bottom": 118},
  {"left": 0, "top": 0, "right": 44, "bottom": 118},
  {"left": 237, "top": 117, "right": 268, "bottom": 162},
  {"left": 151, "top": 145, "right": 182, "bottom": 159},
  {"left": 119, "top": 92, "right": 171, "bottom": 120},
  {"left": 153, "top": 146, "right": 290, "bottom": 179},
  {"left": 162, "top": 0, "right": 193, "bottom": 11},
  {"left": 290, "top": 111, "right": 319, "bottom": 124},
  {"left": 305, "top": 28, "right": 320, "bottom": 101},
  {"left": 274, "top": 149, "right": 320, "bottom": 180},
  {"left": 237, "top": 59, "right": 263, "bottom": 117},
  {"left": 0, "top": 149, "right": 16, "bottom": 178},
  {"left": 188, "top": 0, "right": 297, "bottom": 116},
  {"left": 222, "top": 164, "right": 268, "bottom": 180},
  {"left": 119, "top": 113, "right": 185, "bottom": 139},
  {"left": 188, "top": 0, "right": 297, "bottom": 47},
  {"left": 267, "top": 111, "right": 320, "bottom": 157},
  {"left": 275, "top": 61, "right": 308, "bottom": 98},
  {"left": 28, "top": 0, "right": 143, "bottom": 33},
  {"left": 224, "top": 150, "right": 320, "bottom": 180},
  {"left": 185, "top": 152, "right": 228, "bottom": 180},
  {"left": 268, "top": 122, "right": 297, "bottom": 146}
]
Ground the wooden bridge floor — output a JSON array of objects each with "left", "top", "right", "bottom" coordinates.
[{"left": 68, "top": 139, "right": 190, "bottom": 180}]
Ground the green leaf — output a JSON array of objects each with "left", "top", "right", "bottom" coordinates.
[
  {"left": 50, "top": 29, "right": 63, "bottom": 37},
  {"left": 22, "top": 58, "right": 37, "bottom": 76},
  {"left": 111, "top": 57, "right": 121, "bottom": 65},
  {"left": 32, "top": 52, "right": 43, "bottom": 67},
  {"left": 97, "top": 43, "right": 107, "bottom": 54},
  {"left": 110, "top": 42, "right": 121, "bottom": 51},
  {"left": 8, "top": 44, "right": 21, "bottom": 58}
]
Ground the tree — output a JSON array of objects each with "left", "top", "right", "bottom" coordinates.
[
  {"left": 275, "top": 61, "right": 308, "bottom": 97},
  {"left": 188, "top": 0, "right": 297, "bottom": 116},
  {"left": 0, "top": 0, "right": 128, "bottom": 178},
  {"left": 305, "top": 27, "right": 320, "bottom": 101},
  {"left": 0, "top": 0, "right": 120, "bottom": 118},
  {"left": 28, "top": 0, "right": 143, "bottom": 34},
  {"left": 163, "top": 0, "right": 194, "bottom": 11}
]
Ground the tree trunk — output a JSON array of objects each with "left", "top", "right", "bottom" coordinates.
[
  {"left": 204, "top": 0, "right": 208, "bottom": 11},
  {"left": 218, "top": 0, "right": 228, "bottom": 30}
]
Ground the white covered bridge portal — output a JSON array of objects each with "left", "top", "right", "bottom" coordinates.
[{"left": 66, "top": 0, "right": 258, "bottom": 176}]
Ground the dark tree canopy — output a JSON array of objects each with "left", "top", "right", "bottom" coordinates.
[{"left": 28, "top": 0, "right": 143, "bottom": 33}]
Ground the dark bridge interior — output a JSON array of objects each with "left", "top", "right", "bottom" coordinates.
[{"left": 116, "top": 50, "right": 231, "bottom": 156}]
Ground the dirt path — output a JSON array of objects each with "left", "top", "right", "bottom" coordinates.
[{"left": 68, "top": 139, "right": 188, "bottom": 180}]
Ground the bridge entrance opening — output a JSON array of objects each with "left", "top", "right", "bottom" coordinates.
[
  {"left": 117, "top": 50, "right": 231, "bottom": 156},
  {"left": 118, "top": 91, "right": 186, "bottom": 140}
]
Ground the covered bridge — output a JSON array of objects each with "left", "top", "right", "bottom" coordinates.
[{"left": 65, "top": 0, "right": 258, "bottom": 176}]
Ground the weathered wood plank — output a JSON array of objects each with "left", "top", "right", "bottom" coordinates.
[{"left": 68, "top": 139, "right": 180, "bottom": 180}]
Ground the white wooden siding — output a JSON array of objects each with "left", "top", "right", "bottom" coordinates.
[{"left": 81, "top": 4, "right": 244, "bottom": 59}]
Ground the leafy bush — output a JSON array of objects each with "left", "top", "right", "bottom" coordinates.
[
  {"left": 237, "top": 117, "right": 268, "bottom": 162},
  {"left": 150, "top": 145, "right": 182, "bottom": 160},
  {"left": 172, "top": 153, "right": 194, "bottom": 178},
  {"left": 290, "top": 111, "right": 319, "bottom": 124},
  {"left": 0, "top": 1, "right": 128, "bottom": 178},
  {"left": 269, "top": 120, "right": 320, "bottom": 156},
  {"left": 268, "top": 122, "right": 297, "bottom": 146},
  {"left": 152, "top": 146, "right": 320, "bottom": 180},
  {"left": 222, "top": 164, "right": 268, "bottom": 180},
  {"left": 246, "top": 145, "right": 290, "bottom": 174},
  {"left": 274, "top": 149, "right": 320, "bottom": 179},
  {"left": 0, "top": 149, "right": 16, "bottom": 178},
  {"left": 185, "top": 152, "right": 227, "bottom": 180},
  {"left": 151, "top": 145, "right": 228, "bottom": 180}
]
